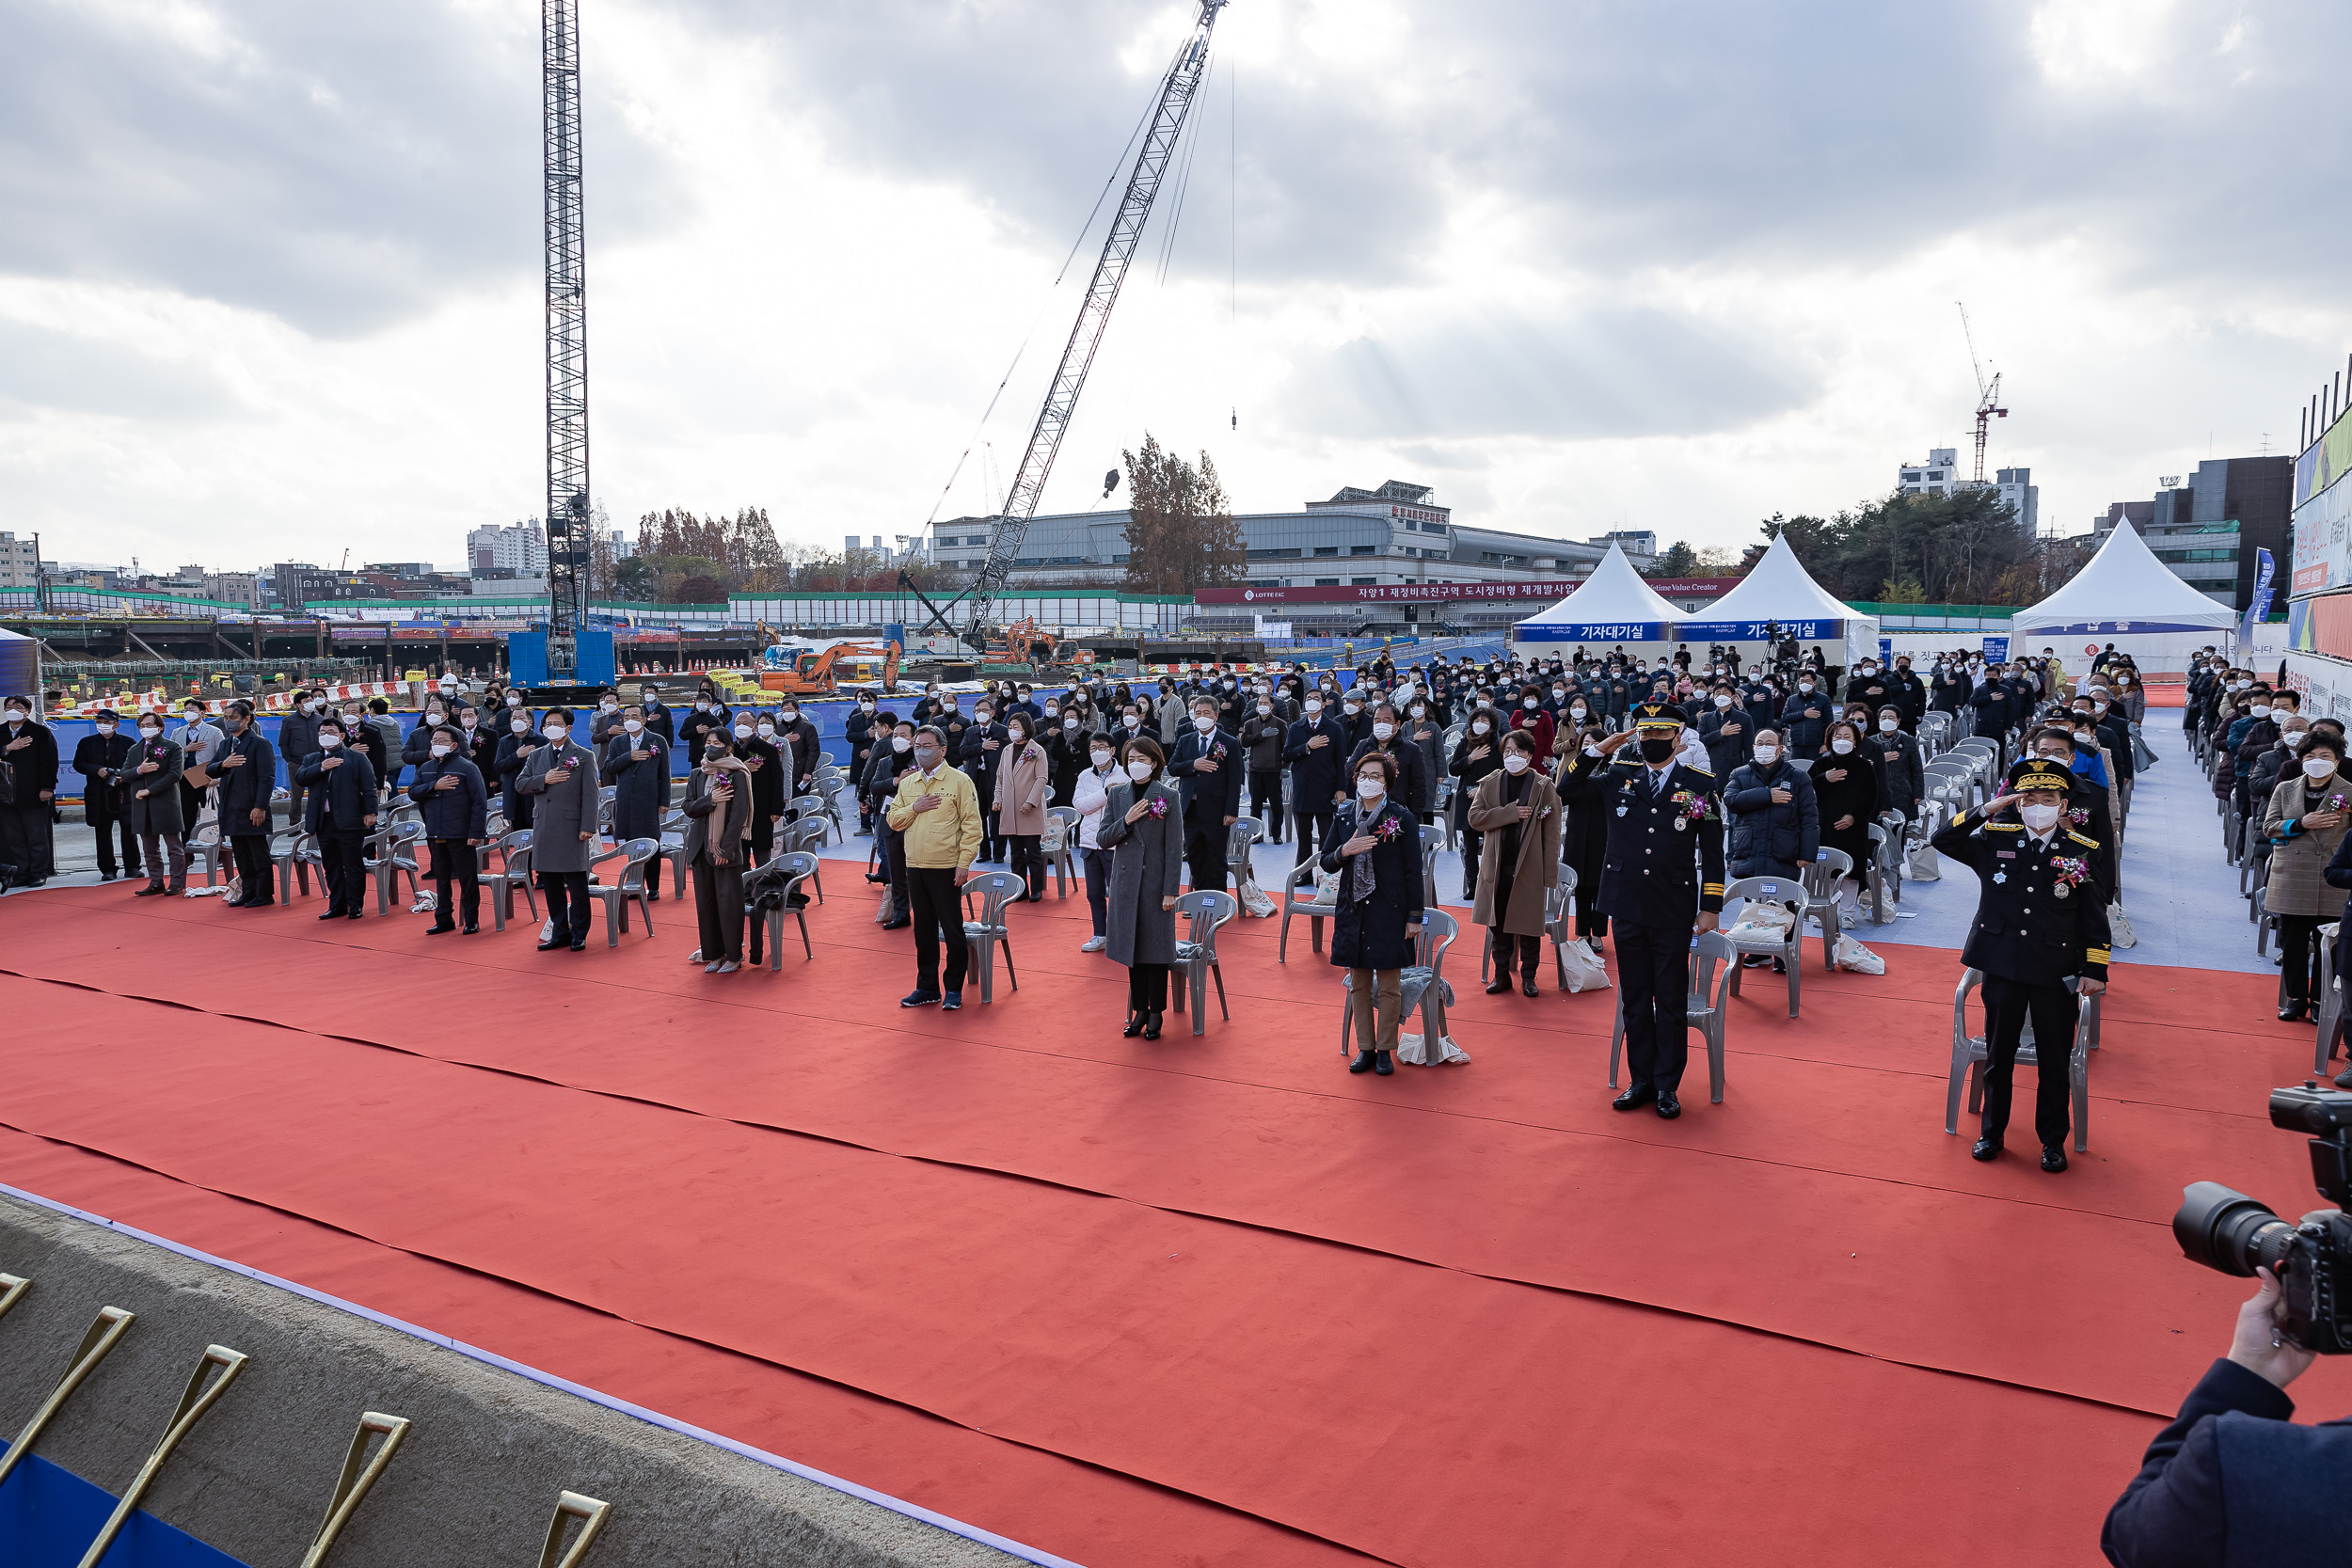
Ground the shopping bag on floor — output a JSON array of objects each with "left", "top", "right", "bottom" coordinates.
[
  {"left": 1906, "top": 843, "right": 1941, "bottom": 881},
  {"left": 1397, "top": 1032, "right": 1470, "bottom": 1065},
  {"left": 874, "top": 884, "right": 899, "bottom": 925},
  {"left": 2108, "top": 901, "right": 2137, "bottom": 948},
  {"left": 1833, "top": 934, "right": 1884, "bottom": 974},
  {"left": 1237, "top": 871, "right": 1275, "bottom": 918},
  {"left": 1558, "top": 938, "right": 1611, "bottom": 992}
]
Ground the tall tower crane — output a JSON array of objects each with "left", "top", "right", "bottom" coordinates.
[
  {"left": 541, "top": 0, "right": 592, "bottom": 684},
  {"left": 1956, "top": 301, "right": 2006, "bottom": 484},
  {"left": 959, "top": 0, "right": 1231, "bottom": 653}
]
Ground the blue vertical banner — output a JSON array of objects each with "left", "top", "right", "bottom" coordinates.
[{"left": 2240, "top": 546, "right": 2277, "bottom": 647}]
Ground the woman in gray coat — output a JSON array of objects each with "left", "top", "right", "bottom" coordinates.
[
  {"left": 2265, "top": 733, "right": 2351, "bottom": 1021},
  {"left": 1098, "top": 736, "right": 1184, "bottom": 1039}
]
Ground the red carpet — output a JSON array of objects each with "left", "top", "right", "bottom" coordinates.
[{"left": 1, "top": 883, "right": 2342, "bottom": 1567}]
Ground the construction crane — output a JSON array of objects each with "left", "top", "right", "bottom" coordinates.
[
  {"left": 540, "top": 0, "right": 592, "bottom": 686},
  {"left": 958, "top": 0, "right": 1231, "bottom": 654},
  {"left": 1956, "top": 301, "right": 2007, "bottom": 483}
]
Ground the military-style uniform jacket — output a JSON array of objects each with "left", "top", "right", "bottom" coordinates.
[
  {"left": 1597, "top": 757, "right": 1726, "bottom": 927},
  {"left": 1930, "top": 804, "right": 2111, "bottom": 985}
]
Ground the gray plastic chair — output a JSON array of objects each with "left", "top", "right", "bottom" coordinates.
[
  {"left": 582, "top": 837, "right": 659, "bottom": 946},
  {"left": 783, "top": 816, "right": 828, "bottom": 903},
  {"left": 754, "top": 850, "right": 819, "bottom": 967},
  {"left": 1864, "top": 822, "right": 1897, "bottom": 925},
  {"left": 1337, "top": 908, "right": 1459, "bottom": 1057},
  {"left": 1800, "top": 847, "right": 1854, "bottom": 969},
  {"left": 365, "top": 821, "right": 425, "bottom": 914},
  {"left": 185, "top": 822, "right": 228, "bottom": 889},
  {"left": 1944, "top": 967, "right": 2090, "bottom": 1152},
  {"left": 480, "top": 829, "right": 539, "bottom": 931},
  {"left": 1044, "top": 806, "right": 1080, "bottom": 897},
  {"left": 596, "top": 784, "right": 617, "bottom": 836},
  {"left": 1279, "top": 857, "right": 1337, "bottom": 961},
  {"left": 1607, "top": 930, "right": 1736, "bottom": 1104},
  {"left": 658, "top": 807, "right": 690, "bottom": 900},
  {"left": 2315, "top": 922, "right": 2344, "bottom": 1077},
  {"left": 268, "top": 828, "right": 313, "bottom": 904},
  {"left": 1721, "top": 874, "right": 1804, "bottom": 1017},
  {"left": 1224, "top": 816, "right": 1265, "bottom": 892},
  {"left": 1419, "top": 822, "right": 1443, "bottom": 909},
  {"left": 959, "top": 869, "right": 1024, "bottom": 1003},
  {"left": 1169, "top": 889, "right": 1238, "bottom": 1036}
]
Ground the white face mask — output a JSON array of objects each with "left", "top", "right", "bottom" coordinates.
[
  {"left": 756, "top": 721, "right": 776, "bottom": 737},
  {"left": 1879, "top": 717, "right": 1899, "bottom": 732},
  {"left": 1343, "top": 702, "right": 1360, "bottom": 715},
  {"left": 1372, "top": 721, "right": 1395, "bottom": 740},
  {"left": 623, "top": 719, "right": 644, "bottom": 734},
  {"left": 544, "top": 724, "right": 568, "bottom": 741},
  {"left": 2019, "top": 801, "right": 2060, "bottom": 832},
  {"left": 317, "top": 732, "right": 340, "bottom": 748},
  {"left": 860, "top": 700, "right": 875, "bottom": 710},
  {"left": 1583, "top": 742, "right": 1605, "bottom": 758},
  {"left": 1713, "top": 695, "right": 1731, "bottom": 708},
  {"left": 1257, "top": 703, "right": 1272, "bottom": 715},
  {"left": 892, "top": 736, "right": 912, "bottom": 752},
  {"left": 780, "top": 710, "right": 799, "bottom": 722},
  {"left": 734, "top": 724, "right": 755, "bottom": 739},
  {"left": 1194, "top": 715, "right": 1216, "bottom": 733},
  {"left": 1471, "top": 721, "right": 1490, "bottom": 735},
  {"left": 1830, "top": 737, "right": 1854, "bottom": 754},
  {"left": 2306, "top": 758, "right": 2339, "bottom": 782},
  {"left": 1798, "top": 682, "right": 1814, "bottom": 693},
  {"left": 1091, "top": 749, "right": 1114, "bottom": 768},
  {"left": 1752, "top": 744, "right": 1779, "bottom": 764},
  {"left": 512, "top": 719, "right": 532, "bottom": 734},
  {"left": 693, "top": 700, "right": 710, "bottom": 712},
  {"left": 1502, "top": 752, "right": 1531, "bottom": 775},
  {"left": 97, "top": 721, "right": 117, "bottom": 735},
  {"left": 599, "top": 700, "right": 618, "bottom": 711},
  {"left": 430, "top": 742, "right": 453, "bottom": 758},
  {"left": 1064, "top": 716, "right": 1080, "bottom": 729},
  {"left": 1127, "top": 759, "right": 1155, "bottom": 781},
  {"left": 1357, "top": 776, "right": 1385, "bottom": 800},
  {"left": 1304, "top": 700, "right": 1323, "bottom": 715},
  {"left": 1568, "top": 705, "right": 1586, "bottom": 718},
  {"left": 2252, "top": 705, "right": 2272, "bottom": 720}
]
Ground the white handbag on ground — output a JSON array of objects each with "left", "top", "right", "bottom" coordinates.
[
  {"left": 2108, "top": 901, "right": 2137, "bottom": 948},
  {"left": 1558, "top": 938, "right": 1611, "bottom": 992},
  {"left": 1833, "top": 934, "right": 1884, "bottom": 974},
  {"left": 1397, "top": 1032, "right": 1470, "bottom": 1065}
]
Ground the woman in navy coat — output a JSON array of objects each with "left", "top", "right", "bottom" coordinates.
[{"left": 1320, "top": 751, "right": 1425, "bottom": 1076}]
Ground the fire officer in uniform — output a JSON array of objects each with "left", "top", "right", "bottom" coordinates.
[
  {"left": 1596, "top": 701, "right": 1725, "bottom": 1120},
  {"left": 1931, "top": 754, "right": 2111, "bottom": 1172}
]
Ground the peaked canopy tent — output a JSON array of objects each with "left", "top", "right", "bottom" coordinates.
[
  {"left": 2010, "top": 521, "right": 2237, "bottom": 678},
  {"left": 1678, "top": 534, "right": 1880, "bottom": 666},
  {"left": 1511, "top": 544, "right": 1685, "bottom": 647}
]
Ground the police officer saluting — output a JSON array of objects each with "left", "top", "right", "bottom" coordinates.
[
  {"left": 1931, "top": 755, "right": 2111, "bottom": 1172},
  {"left": 1597, "top": 702, "right": 1726, "bottom": 1120}
]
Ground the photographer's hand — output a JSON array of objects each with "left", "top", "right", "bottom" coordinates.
[{"left": 2228, "top": 1268, "right": 2317, "bottom": 1389}]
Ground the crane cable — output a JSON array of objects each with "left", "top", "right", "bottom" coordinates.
[{"left": 920, "top": 33, "right": 1194, "bottom": 530}]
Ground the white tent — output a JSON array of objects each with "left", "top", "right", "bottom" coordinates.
[
  {"left": 2010, "top": 521, "right": 2239, "bottom": 636},
  {"left": 1512, "top": 543, "right": 1684, "bottom": 645},
  {"left": 1680, "top": 532, "right": 1880, "bottom": 664},
  {"left": 2008, "top": 521, "right": 2239, "bottom": 676}
]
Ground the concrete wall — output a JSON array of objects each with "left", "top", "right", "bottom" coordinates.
[{"left": 0, "top": 1194, "right": 1031, "bottom": 1568}]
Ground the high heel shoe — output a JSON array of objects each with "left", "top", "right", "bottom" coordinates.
[
  {"left": 1122, "top": 1012, "right": 1145, "bottom": 1037},
  {"left": 1141, "top": 1013, "right": 1163, "bottom": 1040}
]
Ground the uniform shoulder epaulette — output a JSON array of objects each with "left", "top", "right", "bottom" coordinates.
[
  {"left": 1984, "top": 820, "right": 2024, "bottom": 832},
  {"left": 1682, "top": 762, "right": 1715, "bottom": 777},
  {"left": 2065, "top": 830, "right": 2100, "bottom": 849}
]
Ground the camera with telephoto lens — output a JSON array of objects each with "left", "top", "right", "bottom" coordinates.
[{"left": 2173, "top": 1085, "right": 2352, "bottom": 1354}]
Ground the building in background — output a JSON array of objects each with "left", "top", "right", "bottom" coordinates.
[
  {"left": 2094, "top": 457, "right": 2291, "bottom": 610},
  {"left": 201, "top": 570, "right": 262, "bottom": 608},
  {"left": 1898, "top": 449, "right": 1964, "bottom": 497},
  {"left": 1895, "top": 450, "right": 2039, "bottom": 533},
  {"left": 0, "top": 532, "right": 39, "bottom": 590},
  {"left": 468, "top": 521, "right": 548, "bottom": 577}
]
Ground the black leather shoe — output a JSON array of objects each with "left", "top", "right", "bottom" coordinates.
[
  {"left": 425, "top": 923, "right": 455, "bottom": 935},
  {"left": 880, "top": 918, "right": 911, "bottom": 930},
  {"left": 1122, "top": 1013, "right": 1145, "bottom": 1037},
  {"left": 1971, "top": 1137, "right": 2002, "bottom": 1162},
  {"left": 317, "top": 908, "right": 343, "bottom": 920},
  {"left": 346, "top": 911, "right": 362, "bottom": 920},
  {"left": 1485, "top": 978, "right": 1513, "bottom": 995},
  {"left": 2041, "top": 1146, "right": 2069, "bottom": 1173},
  {"left": 1347, "top": 1050, "right": 1376, "bottom": 1074},
  {"left": 1521, "top": 977, "right": 1540, "bottom": 997},
  {"left": 2280, "top": 1004, "right": 2310, "bottom": 1022},
  {"left": 1611, "top": 1085, "right": 1657, "bottom": 1112},
  {"left": 1141, "top": 1013, "right": 1162, "bottom": 1040},
  {"left": 1654, "top": 1091, "right": 1681, "bottom": 1119},
  {"left": 536, "top": 938, "right": 564, "bottom": 951},
  {"left": 866, "top": 873, "right": 889, "bottom": 884},
  {"left": 567, "top": 940, "right": 586, "bottom": 951},
  {"left": 1372, "top": 1051, "right": 1393, "bottom": 1075},
  {"left": 461, "top": 924, "right": 479, "bottom": 934}
]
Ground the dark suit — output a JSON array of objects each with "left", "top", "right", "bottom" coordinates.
[
  {"left": 1169, "top": 725, "right": 1244, "bottom": 894},
  {"left": 1283, "top": 714, "right": 1352, "bottom": 863},
  {"left": 72, "top": 729, "right": 140, "bottom": 879},
  {"left": 295, "top": 746, "right": 379, "bottom": 914},
  {"left": 213, "top": 727, "right": 278, "bottom": 897},
  {"left": 405, "top": 752, "right": 489, "bottom": 928},
  {"left": 2102, "top": 1357, "right": 2352, "bottom": 1567},
  {"left": 1597, "top": 758, "right": 1726, "bottom": 1095},
  {"left": 0, "top": 716, "right": 58, "bottom": 881},
  {"left": 1930, "top": 805, "right": 2112, "bottom": 1148}
]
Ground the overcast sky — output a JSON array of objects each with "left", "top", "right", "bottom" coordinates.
[{"left": 3, "top": 0, "right": 2346, "bottom": 577}]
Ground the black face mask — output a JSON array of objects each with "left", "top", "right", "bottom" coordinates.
[
  {"left": 1638, "top": 736, "right": 1677, "bottom": 764},
  {"left": 705, "top": 746, "right": 728, "bottom": 760}
]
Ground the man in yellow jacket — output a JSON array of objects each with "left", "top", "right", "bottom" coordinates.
[{"left": 887, "top": 723, "right": 984, "bottom": 1009}]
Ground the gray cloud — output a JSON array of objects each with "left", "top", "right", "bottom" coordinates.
[
  {"left": 0, "top": 318, "right": 235, "bottom": 420},
  {"left": 1278, "top": 302, "right": 1809, "bottom": 441}
]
